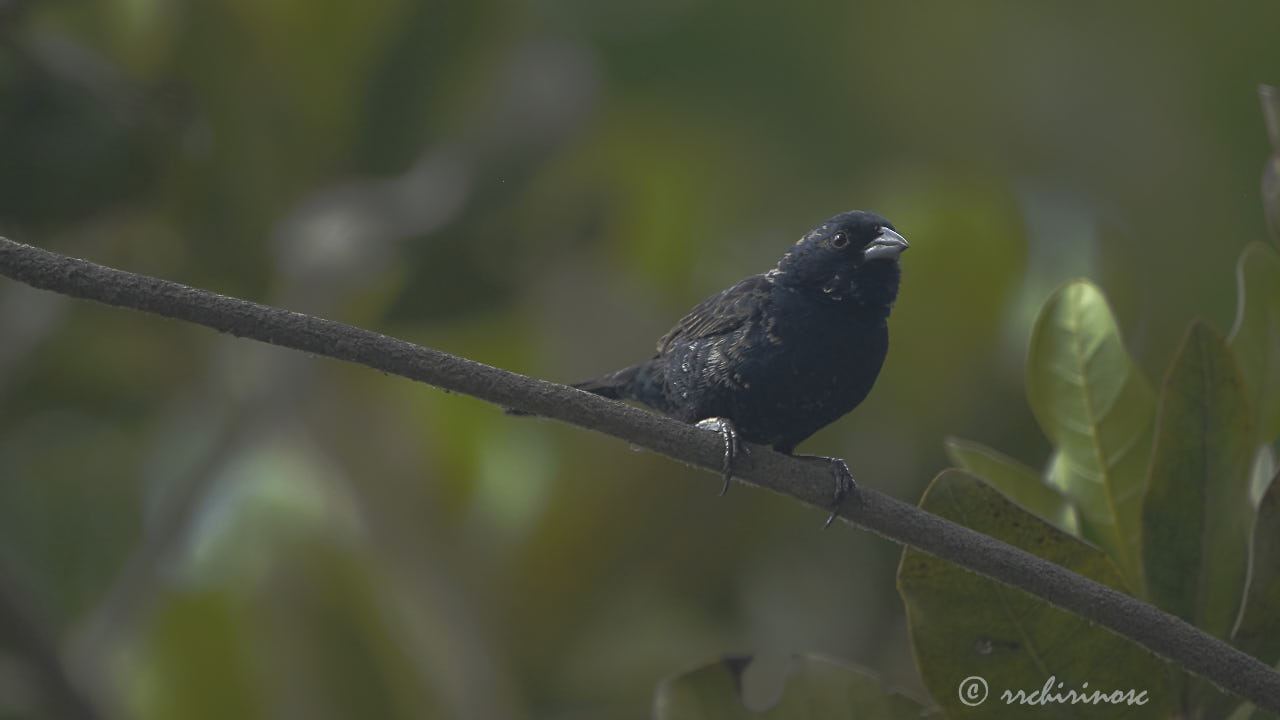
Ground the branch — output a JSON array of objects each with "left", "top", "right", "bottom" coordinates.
[{"left": 3, "top": 235, "right": 1279, "bottom": 713}]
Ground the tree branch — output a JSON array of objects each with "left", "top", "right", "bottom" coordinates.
[{"left": 3, "top": 235, "right": 1279, "bottom": 713}]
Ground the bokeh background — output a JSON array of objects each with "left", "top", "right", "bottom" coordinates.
[{"left": 1, "top": 1, "right": 1277, "bottom": 718}]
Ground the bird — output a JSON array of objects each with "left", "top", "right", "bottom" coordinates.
[{"left": 570, "top": 210, "right": 907, "bottom": 526}]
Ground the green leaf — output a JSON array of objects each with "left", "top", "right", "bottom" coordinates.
[
  {"left": 1026, "top": 279, "right": 1155, "bottom": 588},
  {"left": 1231, "top": 469, "right": 1280, "bottom": 667},
  {"left": 652, "top": 654, "right": 934, "bottom": 720},
  {"left": 944, "top": 437, "right": 1080, "bottom": 535},
  {"left": 898, "top": 470, "right": 1174, "bottom": 720},
  {"left": 1143, "top": 321, "right": 1255, "bottom": 641},
  {"left": 1228, "top": 242, "right": 1280, "bottom": 443},
  {"left": 1198, "top": 468, "right": 1280, "bottom": 720}
]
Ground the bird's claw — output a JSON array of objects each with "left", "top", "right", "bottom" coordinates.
[
  {"left": 691, "top": 423, "right": 854, "bottom": 526},
  {"left": 821, "top": 457, "right": 856, "bottom": 528},
  {"left": 695, "top": 417, "right": 745, "bottom": 495}
]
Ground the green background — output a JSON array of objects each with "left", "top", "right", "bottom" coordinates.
[{"left": 1, "top": 1, "right": 1277, "bottom": 717}]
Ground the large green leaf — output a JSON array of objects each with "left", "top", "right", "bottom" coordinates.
[
  {"left": 1143, "top": 321, "right": 1254, "bottom": 642},
  {"left": 1231, "top": 470, "right": 1280, "bottom": 667},
  {"left": 1026, "top": 280, "right": 1155, "bottom": 588},
  {"left": 898, "top": 470, "right": 1174, "bottom": 719},
  {"left": 945, "top": 437, "right": 1079, "bottom": 535},
  {"left": 1228, "top": 242, "right": 1280, "bottom": 444},
  {"left": 652, "top": 654, "right": 934, "bottom": 720}
]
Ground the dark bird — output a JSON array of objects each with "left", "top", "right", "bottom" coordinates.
[{"left": 573, "top": 211, "right": 907, "bottom": 525}]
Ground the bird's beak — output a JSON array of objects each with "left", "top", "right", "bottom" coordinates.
[{"left": 862, "top": 227, "right": 909, "bottom": 262}]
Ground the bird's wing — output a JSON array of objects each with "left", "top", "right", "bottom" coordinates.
[{"left": 656, "top": 274, "right": 772, "bottom": 354}]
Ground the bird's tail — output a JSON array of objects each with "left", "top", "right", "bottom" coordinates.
[
  {"left": 504, "top": 362, "right": 657, "bottom": 416},
  {"left": 570, "top": 363, "right": 645, "bottom": 400},
  {"left": 575, "top": 361, "right": 668, "bottom": 412}
]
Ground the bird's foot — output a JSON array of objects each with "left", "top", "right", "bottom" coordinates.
[
  {"left": 793, "top": 455, "right": 857, "bottom": 528},
  {"left": 695, "top": 417, "right": 746, "bottom": 495}
]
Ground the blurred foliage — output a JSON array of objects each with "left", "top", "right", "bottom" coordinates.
[
  {"left": 1230, "top": 242, "right": 1280, "bottom": 442},
  {"left": 935, "top": 240, "right": 1280, "bottom": 718},
  {"left": 1262, "top": 86, "right": 1280, "bottom": 242},
  {"left": 2, "top": 1, "right": 1280, "bottom": 718},
  {"left": 898, "top": 470, "right": 1175, "bottom": 720},
  {"left": 1235, "top": 477, "right": 1280, "bottom": 670},
  {"left": 652, "top": 654, "right": 934, "bottom": 719}
]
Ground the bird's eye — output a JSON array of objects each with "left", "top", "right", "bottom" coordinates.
[{"left": 831, "top": 232, "right": 849, "bottom": 248}]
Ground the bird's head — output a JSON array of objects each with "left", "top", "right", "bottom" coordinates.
[{"left": 769, "top": 211, "right": 909, "bottom": 310}]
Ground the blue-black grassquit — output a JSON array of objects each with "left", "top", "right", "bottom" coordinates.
[{"left": 573, "top": 211, "right": 908, "bottom": 525}]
